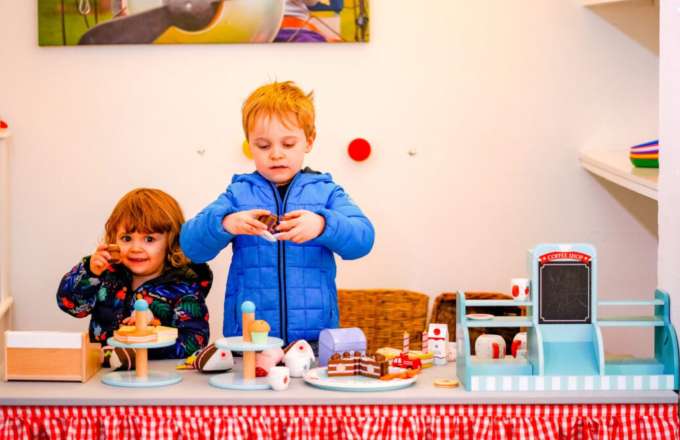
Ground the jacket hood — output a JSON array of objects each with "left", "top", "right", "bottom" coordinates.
[{"left": 157, "top": 263, "right": 213, "bottom": 298}]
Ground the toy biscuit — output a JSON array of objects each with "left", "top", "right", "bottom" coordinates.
[
  {"left": 257, "top": 214, "right": 278, "bottom": 233},
  {"left": 107, "top": 244, "right": 121, "bottom": 264},
  {"left": 433, "top": 378, "right": 460, "bottom": 388}
]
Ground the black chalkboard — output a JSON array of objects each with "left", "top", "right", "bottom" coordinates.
[{"left": 539, "top": 262, "right": 591, "bottom": 324}]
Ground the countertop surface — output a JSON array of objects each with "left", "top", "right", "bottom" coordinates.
[{"left": 1, "top": 360, "right": 677, "bottom": 405}]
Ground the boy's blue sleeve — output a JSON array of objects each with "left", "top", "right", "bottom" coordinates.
[
  {"left": 312, "top": 186, "right": 375, "bottom": 260},
  {"left": 180, "top": 190, "right": 237, "bottom": 263}
]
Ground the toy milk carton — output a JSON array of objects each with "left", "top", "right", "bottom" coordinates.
[
  {"left": 318, "top": 328, "right": 366, "bottom": 366},
  {"left": 427, "top": 323, "right": 449, "bottom": 366}
]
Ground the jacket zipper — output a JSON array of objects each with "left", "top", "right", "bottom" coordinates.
[{"left": 269, "top": 173, "right": 300, "bottom": 344}]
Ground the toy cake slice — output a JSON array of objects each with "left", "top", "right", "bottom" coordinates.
[
  {"left": 116, "top": 325, "right": 177, "bottom": 342},
  {"left": 113, "top": 327, "right": 157, "bottom": 343},
  {"left": 113, "top": 300, "right": 161, "bottom": 343}
]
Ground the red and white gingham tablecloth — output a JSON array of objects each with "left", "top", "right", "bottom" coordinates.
[{"left": 0, "top": 404, "right": 677, "bottom": 440}]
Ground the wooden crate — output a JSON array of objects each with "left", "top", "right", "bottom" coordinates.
[{"left": 4, "top": 331, "right": 101, "bottom": 382}]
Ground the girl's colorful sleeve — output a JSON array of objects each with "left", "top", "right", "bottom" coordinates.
[
  {"left": 312, "top": 186, "right": 375, "bottom": 260},
  {"left": 56, "top": 257, "right": 101, "bottom": 318},
  {"left": 179, "top": 189, "right": 237, "bottom": 263},
  {"left": 149, "top": 270, "right": 212, "bottom": 360}
]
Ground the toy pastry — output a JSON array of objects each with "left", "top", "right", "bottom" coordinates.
[{"left": 107, "top": 244, "right": 121, "bottom": 264}]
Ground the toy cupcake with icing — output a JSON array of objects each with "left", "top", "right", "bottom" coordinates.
[{"left": 250, "top": 320, "right": 270, "bottom": 344}]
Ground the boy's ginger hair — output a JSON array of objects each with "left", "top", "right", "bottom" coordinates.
[
  {"left": 242, "top": 81, "right": 316, "bottom": 142},
  {"left": 105, "top": 188, "right": 190, "bottom": 268}
]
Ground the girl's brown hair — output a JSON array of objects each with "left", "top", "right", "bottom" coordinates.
[{"left": 104, "top": 188, "right": 189, "bottom": 268}]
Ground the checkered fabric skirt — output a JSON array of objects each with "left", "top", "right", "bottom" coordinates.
[{"left": 0, "top": 404, "right": 677, "bottom": 440}]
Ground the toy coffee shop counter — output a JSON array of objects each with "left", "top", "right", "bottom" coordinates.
[{"left": 1, "top": 245, "right": 679, "bottom": 439}]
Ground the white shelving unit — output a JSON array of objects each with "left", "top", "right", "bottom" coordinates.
[
  {"left": 579, "top": 148, "right": 658, "bottom": 201},
  {"left": 582, "top": 0, "right": 634, "bottom": 5},
  {"left": 0, "top": 130, "right": 12, "bottom": 305},
  {"left": 0, "top": 130, "right": 13, "bottom": 374}
]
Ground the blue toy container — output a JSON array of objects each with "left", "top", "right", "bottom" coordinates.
[{"left": 318, "top": 328, "right": 367, "bottom": 366}]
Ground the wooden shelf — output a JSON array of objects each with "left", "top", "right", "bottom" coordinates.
[
  {"left": 465, "top": 300, "right": 531, "bottom": 307},
  {"left": 464, "top": 316, "right": 533, "bottom": 328},
  {"left": 582, "top": 0, "right": 634, "bottom": 5},
  {"left": 599, "top": 300, "right": 664, "bottom": 306},
  {"left": 598, "top": 316, "right": 664, "bottom": 327},
  {"left": 581, "top": 0, "right": 659, "bottom": 54},
  {"left": 579, "top": 148, "right": 658, "bottom": 200}
]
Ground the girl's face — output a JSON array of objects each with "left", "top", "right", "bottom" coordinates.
[{"left": 115, "top": 226, "right": 168, "bottom": 282}]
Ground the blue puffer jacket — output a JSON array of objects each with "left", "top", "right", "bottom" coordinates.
[{"left": 180, "top": 169, "right": 374, "bottom": 343}]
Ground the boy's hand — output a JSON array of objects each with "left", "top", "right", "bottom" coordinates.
[
  {"left": 223, "top": 209, "right": 271, "bottom": 236},
  {"left": 276, "top": 210, "right": 325, "bottom": 244},
  {"left": 89, "top": 243, "right": 113, "bottom": 276}
]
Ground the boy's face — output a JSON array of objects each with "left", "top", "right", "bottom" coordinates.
[{"left": 248, "top": 113, "right": 313, "bottom": 185}]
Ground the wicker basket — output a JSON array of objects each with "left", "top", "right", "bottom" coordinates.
[
  {"left": 430, "top": 292, "right": 524, "bottom": 355},
  {"left": 338, "top": 289, "right": 429, "bottom": 352}
]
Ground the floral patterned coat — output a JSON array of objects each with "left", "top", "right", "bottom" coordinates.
[{"left": 57, "top": 257, "right": 212, "bottom": 359}]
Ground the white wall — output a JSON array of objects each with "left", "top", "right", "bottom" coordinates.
[
  {"left": 0, "top": 1, "right": 659, "bottom": 355},
  {"left": 660, "top": 1, "right": 680, "bottom": 327}
]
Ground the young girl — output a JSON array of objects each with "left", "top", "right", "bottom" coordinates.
[{"left": 57, "top": 188, "right": 212, "bottom": 359}]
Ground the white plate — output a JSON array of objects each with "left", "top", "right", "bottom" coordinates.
[
  {"left": 466, "top": 313, "right": 494, "bottom": 320},
  {"left": 303, "top": 367, "right": 417, "bottom": 392}
]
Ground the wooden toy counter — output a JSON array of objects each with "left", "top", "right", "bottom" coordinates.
[{"left": 1, "top": 359, "right": 677, "bottom": 439}]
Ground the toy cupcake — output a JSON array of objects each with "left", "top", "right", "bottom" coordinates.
[{"left": 250, "top": 320, "right": 270, "bottom": 344}]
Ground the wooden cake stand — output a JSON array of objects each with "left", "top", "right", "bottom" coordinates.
[
  {"left": 102, "top": 299, "right": 181, "bottom": 388},
  {"left": 209, "top": 301, "right": 283, "bottom": 390},
  {"left": 102, "top": 337, "right": 182, "bottom": 388},
  {"left": 208, "top": 336, "right": 284, "bottom": 390}
]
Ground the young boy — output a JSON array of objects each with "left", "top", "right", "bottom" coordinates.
[{"left": 180, "top": 81, "right": 374, "bottom": 345}]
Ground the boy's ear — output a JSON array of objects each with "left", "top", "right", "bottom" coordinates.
[{"left": 305, "top": 134, "right": 316, "bottom": 153}]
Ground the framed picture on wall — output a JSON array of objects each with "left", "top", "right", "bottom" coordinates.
[{"left": 38, "top": 0, "right": 369, "bottom": 46}]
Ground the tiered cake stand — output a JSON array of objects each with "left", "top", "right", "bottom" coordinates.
[
  {"left": 208, "top": 336, "right": 284, "bottom": 390},
  {"left": 209, "top": 301, "right": 283, "bottom": 390},
  {"left": 101, "top": 299, "right": 181, "bottom": 388},
  {"left": 102, "top": 337, "right": 182, "bottom": 387}
]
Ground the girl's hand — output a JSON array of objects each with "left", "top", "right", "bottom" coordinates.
[
  {"left": 223, "top": 209, "right": 271, "bottom": 236},
  {"left": 122, "top": 310, "right": 154, "bottom": 326},
  {"left": 276, "top": 210, "right": 325, "bottom": 244},
  {"left": 89, "top": 243, "right": 113, "bottom": 276}
]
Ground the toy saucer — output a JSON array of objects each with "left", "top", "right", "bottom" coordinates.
[
  {"left": 466, "top": 313, "right": 494, "bottom": 320},
  {"left": 303, "top": 367, "right": 416, "bottom": 392}
]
